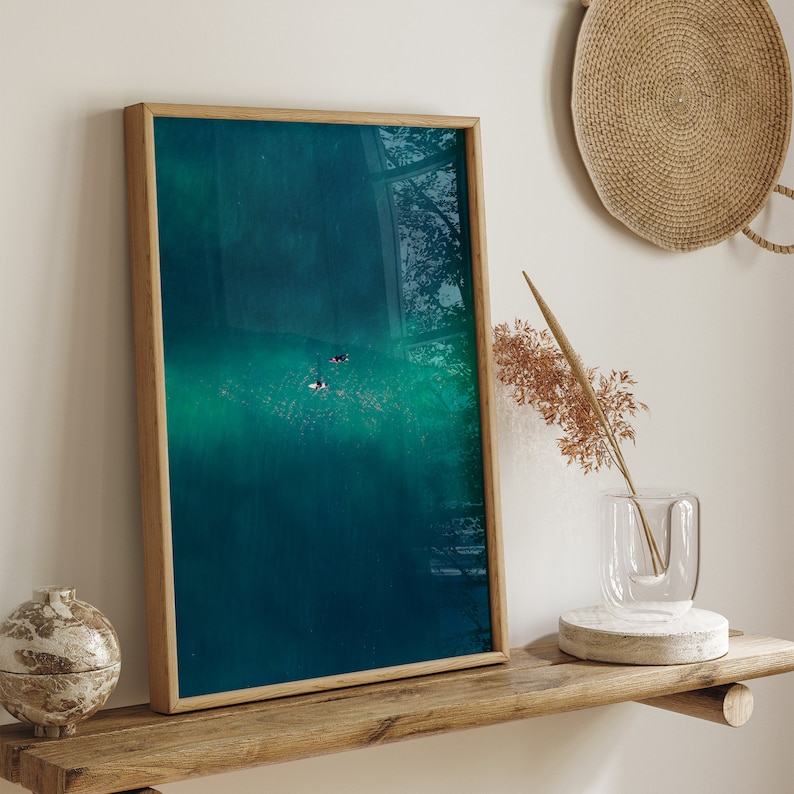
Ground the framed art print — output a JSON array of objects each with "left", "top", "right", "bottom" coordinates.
[{"left": 124, "top": 103, "right": 508, "bottom": 713}]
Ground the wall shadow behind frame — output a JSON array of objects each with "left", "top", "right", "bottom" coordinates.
[{"left": 123, "top": 102, "right": 509, "bottom": 714}]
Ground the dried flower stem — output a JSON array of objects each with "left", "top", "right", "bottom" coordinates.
[{"left": 522, "top": 272, "right": 665, "bottom": 575}]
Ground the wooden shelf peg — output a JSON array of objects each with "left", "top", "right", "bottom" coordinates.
[{"left": 639, "top": 682, "right": 754, "bottom": 727}]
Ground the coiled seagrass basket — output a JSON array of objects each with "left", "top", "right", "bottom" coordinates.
[{"left": 572, "top": 0, "right": 793, "bottom": 253}]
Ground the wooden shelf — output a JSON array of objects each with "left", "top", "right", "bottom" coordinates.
[{"left": 2, "top": 633, "right": 794, "bottom": 794}]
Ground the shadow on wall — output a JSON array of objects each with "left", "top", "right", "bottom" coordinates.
[
  {"left": 53, "top": 108, "right": 148, "bottom": 708},
  {"left": 547, "top": 3, "right": 601, "bottom": 214},
  {"left": 546, "top": 0, "right": 660, "bottom": 252}
]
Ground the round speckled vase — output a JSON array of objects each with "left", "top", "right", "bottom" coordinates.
[{"left": 0, "top": 586, "right": 121, "bottom": 738}]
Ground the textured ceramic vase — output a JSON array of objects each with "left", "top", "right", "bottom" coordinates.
[{"left": 0, "top": 586, "right": 121, "bottom": 737}]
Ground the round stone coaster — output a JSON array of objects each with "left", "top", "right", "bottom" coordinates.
[{"left": 559, "top": 606, "right": 729, "bottom": 665}]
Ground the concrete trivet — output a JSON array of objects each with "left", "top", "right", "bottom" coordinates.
[{"left": 559, "top": 606, "right": 729, "bottom": 665}]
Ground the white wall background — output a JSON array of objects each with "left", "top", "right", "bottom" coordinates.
[{"left": 1, "top": 1, "right": 792, "bottom": 792}]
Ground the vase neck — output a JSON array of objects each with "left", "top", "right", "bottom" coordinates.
[{"left": 33, "top": 586, "right": 76, "bottom": 605}]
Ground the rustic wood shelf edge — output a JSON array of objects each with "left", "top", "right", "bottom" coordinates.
[{"left": 2, "top": 633, "right": 793, "bottom": 794}]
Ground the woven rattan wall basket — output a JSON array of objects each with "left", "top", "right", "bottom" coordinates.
[{"left": 572, "top": 0, "right": 793, "bottom": 254}]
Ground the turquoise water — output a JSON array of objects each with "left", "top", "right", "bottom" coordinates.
[{"left": 154, "top": 116, "right": 492, "bottom": 698}]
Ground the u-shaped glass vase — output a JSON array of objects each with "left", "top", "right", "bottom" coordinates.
[{"left": 599, "top": 489, "right": 700, "bottom": 623}]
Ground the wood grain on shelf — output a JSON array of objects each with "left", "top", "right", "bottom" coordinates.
[{"left": 1, "top": 634, "right": 793, "bottom": 794}]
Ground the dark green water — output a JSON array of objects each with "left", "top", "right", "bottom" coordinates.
[{"left": 154, "top": 116, "right": 493, "bottom": 698}]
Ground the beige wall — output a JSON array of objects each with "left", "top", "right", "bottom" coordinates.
[{"left": 1, "top": 1, "right": 792, "bottom": 791}]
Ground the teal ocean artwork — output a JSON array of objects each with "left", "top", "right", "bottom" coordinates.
[{"left": 153, "top": 116, "right": 493, "bottom": 698}]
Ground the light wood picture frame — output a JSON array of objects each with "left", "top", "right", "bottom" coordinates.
[{"left": 124, "top": 102, "right": 508, "bottom": 714}]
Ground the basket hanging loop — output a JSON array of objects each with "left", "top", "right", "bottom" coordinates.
[{"left": 742, "top": 185, "right": 794, "bottom": 255}]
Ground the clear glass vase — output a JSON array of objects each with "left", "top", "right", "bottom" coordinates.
[{"left": 599, "top": 489, "right": 699, "bottom": 623}]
